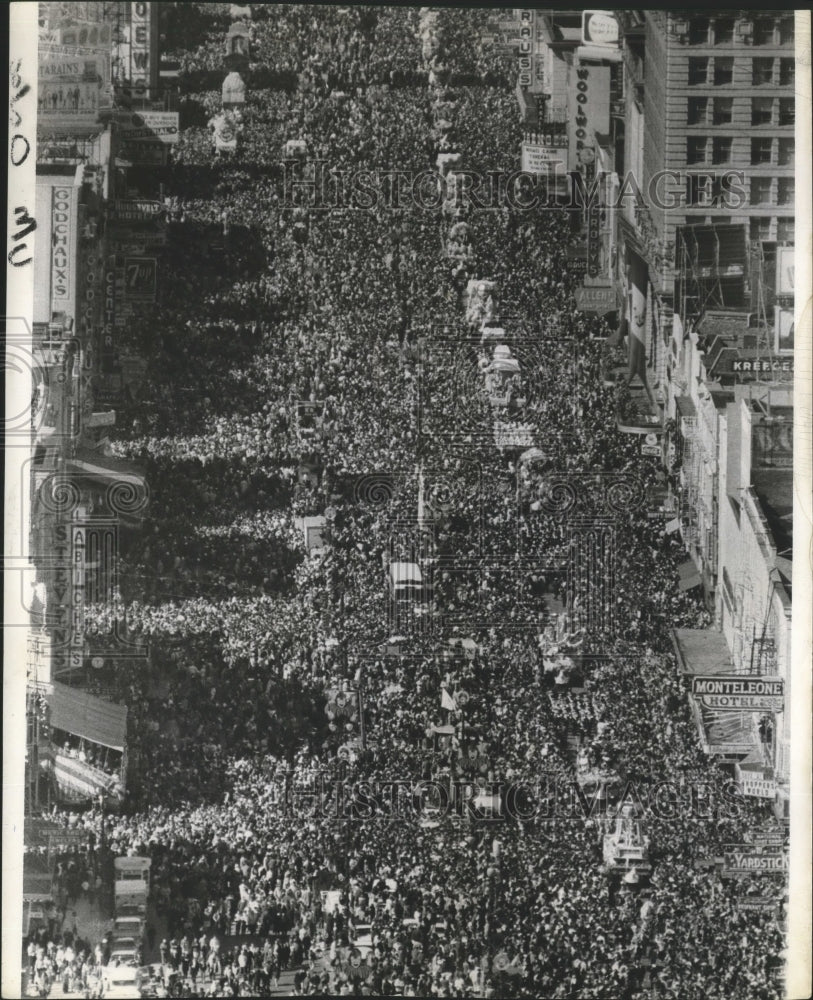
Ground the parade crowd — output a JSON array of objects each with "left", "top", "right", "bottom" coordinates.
[{"left": 30, "top": 6, "right": 787, "bottom": 999}]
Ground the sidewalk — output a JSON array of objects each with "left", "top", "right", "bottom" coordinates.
[{"left": 22, "top": 891, "right": 113, "bottom": 999}]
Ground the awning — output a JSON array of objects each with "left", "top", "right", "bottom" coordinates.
[
  {"left": 48, "top": 682, "right": 128, "bottom": 750},
  {"left": 672, "top": 629, "right": 761, "bottom": 759},
  {"left": 66, "top": 447, "right": 147, "bottom": 490},
  {"left": 675, "top": 396, "right": 696, "bottom": 418},
  {"left": 692, "top": 702, "right": 758, "bottom": 758},
  {"left": 23, "top": 854, "right": 53, "bottom": 901},
  {"left": 671, "top": 628, "right": 733, "bottom": 676},
  {"left": 677, "top": 559, "right": 702, "bottom": 591}
]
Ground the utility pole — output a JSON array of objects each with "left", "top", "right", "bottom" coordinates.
[{"left": 354, "top": 666, "right": 366, "bottom": 749}]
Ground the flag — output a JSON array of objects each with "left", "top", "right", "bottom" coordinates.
[{"left": 441, "top": 688, "right": 457, "bottom": 712}]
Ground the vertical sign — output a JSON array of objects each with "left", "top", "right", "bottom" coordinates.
[
  {"left": 518, "top": 10, "right": 535, "bottom": 87},
  {"left": 51, "top": 187, "right": 74, "bottom": 311},
  {"left": 129, "top": 1, "right": 156, "bottom": 103}
]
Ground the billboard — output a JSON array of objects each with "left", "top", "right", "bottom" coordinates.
[
  {"left": 581, "top": 11, "right": 621, "bottom": 48},
  {"left": 117, "top": 111, "right": 179, "bottom": 144},
  {"left": 37, "top": 52, "right": 111, "bottom": 130},
  {"left": 521, "top": 142, "right": 567, "bottom": 175},
  {"left": 775, "top": 246, "right": 794, "bottom": 297},
  {"left": 574, "top": 284, "right": 617, "bottom": 316},
  {"left": 722, "top": 844, "right": 788, "bottom": 877},
  {"left": 691, "top": 676, "right": 784, "bottom": 712},
  {"left": 109, "top": 200, "right": 165, "bottom": 223},
  {"left": 123, "top": 257, "right": 158, "bottom": 301}
]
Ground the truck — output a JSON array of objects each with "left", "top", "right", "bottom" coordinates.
[{"left": 114, "top": 856, "right": 151, "bottom": 915}]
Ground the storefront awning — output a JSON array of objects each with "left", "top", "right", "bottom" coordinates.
[
  {"left": 48, "top": 682, "right": 127, "bottom": 750},
  {"left": 677, "top": 559, "right": 702, "bottom": 591},
  {"left": 671, "top": 628, "right": 733, "bottom": 676},
  {"left": 672, "top": 629, "right": 762, "bottom": 759},
  {"left": 66, "top": 446, "right": 146, "bottom": 490}
]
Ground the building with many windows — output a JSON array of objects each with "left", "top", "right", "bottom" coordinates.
[{"left": 618, "top": 10, "right": 795, "bottom": 395}]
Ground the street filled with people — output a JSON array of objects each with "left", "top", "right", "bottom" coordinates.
[{"left": 30, "top": 5, "right": 787, "bottom": 998}]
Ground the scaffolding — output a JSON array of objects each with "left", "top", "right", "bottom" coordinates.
[{"left": 676, "top": 223, "right": 748, "bottom": 330}]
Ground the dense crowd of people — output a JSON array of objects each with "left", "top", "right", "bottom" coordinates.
[{"left": 29, "top": 6, "right": 787, "bottom": 998}]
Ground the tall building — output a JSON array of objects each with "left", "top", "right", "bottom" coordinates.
[{"left": 619, "top": 10, "right": 795, "bottom": 392}]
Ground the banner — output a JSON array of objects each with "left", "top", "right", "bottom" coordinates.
[{"left": 691, "top": 676, "right": 784, "bottom": 712}]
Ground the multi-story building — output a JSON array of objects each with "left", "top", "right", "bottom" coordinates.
[
  {"left": 618, "top": 10, "right": 795, "bottom": 398},
  {"left": 667, "top": 231, "right": 793, "bottom": 820}
]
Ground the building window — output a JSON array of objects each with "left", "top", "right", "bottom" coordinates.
[
  {"left": 686, "top": 174, "right": 725, "bottom": 208},
  {"left": 710, "top": 216, "right": 731, "bottom": 225},
  {"left": 687, "top": 137, "right": 707, "bottom": 164},
  {"left": 712, "top": 137, "right": 732, "bottom": 164},
  {"left": 689, "top": 18, "right": 710, "bottom": 45},
  {"left": 776, "top": 218, "right": 794, "bottom": 244},
  {"left": 777, "top": 178, "right": 794, "bottom": 206},
  {"left": 752, "top": 58, "right": 774, "bottom": 86},
  {"left": 713, "top": 98, "right": 733, "bottom": 125},
  {"left": 750, "top": 177, "right": 772, "bottom": 206},
  {"left": 750, "top": 217, "right": 772, "bottom": 242},
  {"left": 750, "top": 138, "right": 773, "bottom": 165},
  {"left": 751, "top": 97, "right": 773, "bottom": 126},
  {"left": 777, "top": 138, "right": 794, "bottom": 166},
  {"left": 778, "top": 99, "right": 795, "bottom": 126},
  {"left": 779, "top": 58, "right": 795, "bottom": 86},
  {"left": 687, "top": 97, "right": 708, "bottom": 125},
  {"left": 714, "top": 18, "right": 735, "bottom": 44},
  {"left": 753, "top": 18, "right": 775, "bottom": 45},
  {"left": 779, "top": 17, "right": 794, "bottom": 46},
  {"left": 713, "top": 57, "right": 734, "bottom": 85},
  {"left": 687, "top": 175, "right": 710, "bottom": 207},
  {"left": 688, "top": 58, "right": 709, "bottom": 85}
]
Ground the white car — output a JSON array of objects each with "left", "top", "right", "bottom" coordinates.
[
  {"left": 109, "top": 936, "right": 140, "bottom": 967},
  {"left": 102, "top": 964, "right": 142, "bottom": 998}
]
